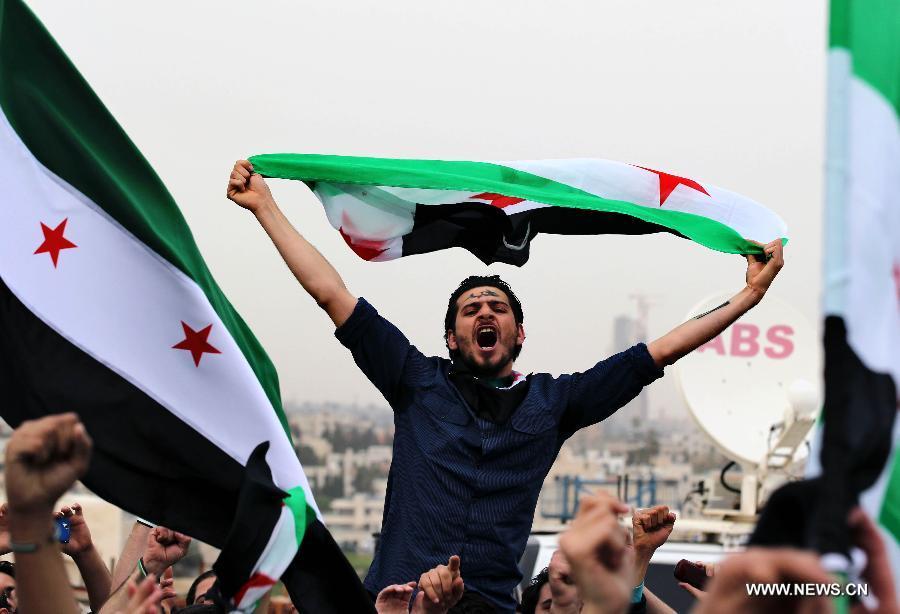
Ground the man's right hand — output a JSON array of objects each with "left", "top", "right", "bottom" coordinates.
[
  {"left": 4, "top": 413, "right": 92, "bottom": 516},
  {"left": 227, "top": 159, "right": 275, "bottom": 214}
]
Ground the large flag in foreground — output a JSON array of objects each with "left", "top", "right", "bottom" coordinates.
[
  {"left": 0, "top": 1, "right": 371, "bottom": 612},
  {"left": 249, "top": 153, "right": 789, "bottom": 265},
  {"left": 820, "top": 0, "right": 899, "bottom": 578}
]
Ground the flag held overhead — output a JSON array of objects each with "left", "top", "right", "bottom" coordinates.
[{"left": 249, "top": 153, "right": 789, "bottom": 266}]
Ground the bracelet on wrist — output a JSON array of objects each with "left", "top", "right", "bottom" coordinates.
[
  {"left": 137, "top": 557, "right": 149, "bottom": 578},
  {"left": 631, "top": 581, "right": 645, "bottom": 604},
  {"left": 10, "top": 530, "right": 56, "bottom": 553}
]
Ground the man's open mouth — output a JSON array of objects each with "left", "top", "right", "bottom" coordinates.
[{"left": 476, "top": 325, "right": 498, "bottom": 350}]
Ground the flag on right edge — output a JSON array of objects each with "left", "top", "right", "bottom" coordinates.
[{"left": 820, "top": 0, "right": 899, "bottom": 578}]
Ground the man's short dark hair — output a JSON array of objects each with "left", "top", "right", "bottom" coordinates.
[
  {"left": 519, "top": 567, "right": 549, "bottom": 614},
  {"left": 444, "top": 275, "right": 524, "bottom": 361},
  {"left": 186, "top": 569, "right": 216, "bottom": 605}
]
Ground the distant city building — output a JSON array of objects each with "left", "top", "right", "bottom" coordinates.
[
  {"left": 324, "top": 492, "right": 385, "bottom": 553},
  {"left": 606, "top": 314, "right": 649, "bottom": 429}
]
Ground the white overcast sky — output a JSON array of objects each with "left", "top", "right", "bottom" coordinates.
[{"left": 28, "top": 1, "right": 827, "bottom": 408}]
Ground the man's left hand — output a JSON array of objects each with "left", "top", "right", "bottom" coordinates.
[{"left": 745, "top": 240, "right": 785, "bottom": 301}]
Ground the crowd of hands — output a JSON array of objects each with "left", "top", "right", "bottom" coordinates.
[
  {"left": 535, "top": 494, "right": 897, "bottom": 614},
  {"left": 0, "top": 413, "right": 897, "bottom": 614}
]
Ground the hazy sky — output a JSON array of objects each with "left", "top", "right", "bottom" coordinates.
[{"left": 29, "top": 1, "right": 827, "bottom": 409}]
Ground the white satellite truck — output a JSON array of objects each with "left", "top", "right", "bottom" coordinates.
[{"left": 517, "top": 293, "right": 821, "bottom": 611}]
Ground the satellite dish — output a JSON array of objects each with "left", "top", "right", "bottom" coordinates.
[{"left": 674, "top": 293, "right": 820, "bottom": 468}]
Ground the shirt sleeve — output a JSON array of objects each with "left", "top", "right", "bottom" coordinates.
[
  {"left": 559, "top": 343, "right": 664, "bottom": 436},
  {"left": 334, "top": 297, "right": 430, "bottom": 408}
]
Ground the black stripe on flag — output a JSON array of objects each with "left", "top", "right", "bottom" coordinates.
[
  {"left": 750, "top": 317, "right": 897, "bottom": 555},
  {"left": 402, "top": 202, "right": 681, "bottom": 266},
  {"left": 0, "top": 278, "right": 377, "bottom": 612},
  {"left": 283, "top": 521, "right": 377, "bottom": 614},
  {"left": 0, "top": 277, "right": 244, "bottom": 547},
  {"left": 815, "top": 316, "right": 896, "bottom": 555}
]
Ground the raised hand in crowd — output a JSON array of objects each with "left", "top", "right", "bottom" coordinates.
[
  {"left": 4, "top": 413, "right": 92, "bottom": 614},
  {"left": 101, "top": 567, "right": 176, "bottom": 614},
  {"left": 547, "top": 550, "right": 582, "bottom": 614},
  {"left": 375, "top": 581, "right": 416, "bottom": 614},
  {"left": 142, "top": 526, "right": 192, "bottom": 577},
  {"left": 56, "top": 501, "right": 113, "bottom": 611},
  {"left": 848, "top": 507, "right": 899, "bottom": 614},
  {"left": 159, "top": 567, "right": 177, "bottom": 614},
  {"left": 558, "top": 492, "right": 633, "bottom": 614},
  {"left": 630, "top": 505, "right": 675, "bottom": 586},
  {"left": 692, "top": 548, "right": 833, "bottom": 614},
  {"left": 120, "top": 574, "right": 164, "bottom": 614},
  {"left": 56, "top": 502, "right": 92, "bottom": 557},
  {"left": 412, "top": 555, "right": 464, "bottom": 614}
]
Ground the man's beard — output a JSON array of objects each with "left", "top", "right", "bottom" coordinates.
[{"left": 456, "top": 342, "right": 516, "bottom": 378}]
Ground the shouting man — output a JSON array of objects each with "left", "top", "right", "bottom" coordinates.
[{"left": 227, "top": 159, "right": 784, "bottom": 612}]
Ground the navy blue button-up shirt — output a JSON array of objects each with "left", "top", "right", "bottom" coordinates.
[{"left": 335, "top": 298, "right": 664, "bottom": 612}]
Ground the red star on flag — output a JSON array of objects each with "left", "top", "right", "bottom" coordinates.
[
  {"left": 636, "top": 166, "right": 710, "bottom": 206},
  {"left": 339, "top": 227, "right": 388, "bottom": 261},
  {"left": 470, "top": 193, "right": 525, "bottom": 209},
  {"left": 172, "top": 321, "right": 221, "bottom": 366},
  {"left": 34, "top": 218, "right": 77, "bottom": 267}
]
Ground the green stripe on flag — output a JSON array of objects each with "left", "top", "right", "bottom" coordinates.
[
  {"left": 828, "top": 0, "right": 900, "bottom": 116},
  {"left": 284, "top": 486, "right": 315, "bottom": 548},
  {"left": 0, "top": 0, "right": 290, "bottom": 438},
  {"left": 879, "top": 451, "right": 900, "bottom": 543},
  {"left": 250, "top": 153, "right": 778, "bottom": 256}
]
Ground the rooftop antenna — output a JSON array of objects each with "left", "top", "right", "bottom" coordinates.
[{"left": 674, "top": 292, "right": 820, "bottom": 519}]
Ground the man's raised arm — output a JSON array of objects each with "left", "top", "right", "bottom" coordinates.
[
  {"left": 647, "top": 240, "right": 785, "bottom": 369},
  {"left": 227, "top": 159, "right": 358, "bottom": 327}
]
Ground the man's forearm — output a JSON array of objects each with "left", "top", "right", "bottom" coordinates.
[
  {"left": 253, "top": 199, "right": 357, "bottom": 326},
  {"left": 643, "top": 588, "right": 675, "bottom": 614},
  {"left": 99, "top": 567, "right": 141, "bottom": 614},
  {"left": 74, "top": 545, "right": 112, "bottom": 612},
  {"left": 11, "top": 511, "right": 79, "bottom": 613},
  {"left": 633, "top": 549, "right": 652, "bottom": 587},
  {"left": 647, "top": 285, "right": 761, "bottom": 368},
  {"left": 111, "top": 521, "right": 150, "bottom": 590}
]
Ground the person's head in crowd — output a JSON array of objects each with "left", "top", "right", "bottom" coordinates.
[
  {"left": 444, "top": 275, "right": 526, "bottom": 376},
  {"left": 547, "top": 550, "right": 582, "bottom": 613},
  {"left": 0, "top": 561, "right": 15, "bottom": 614},
  {"left": 519, "top": 567, "right": 550, "bottom": 614},
  {"left": 186, "top": 569, "right": 217, "bottom": 606}
]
